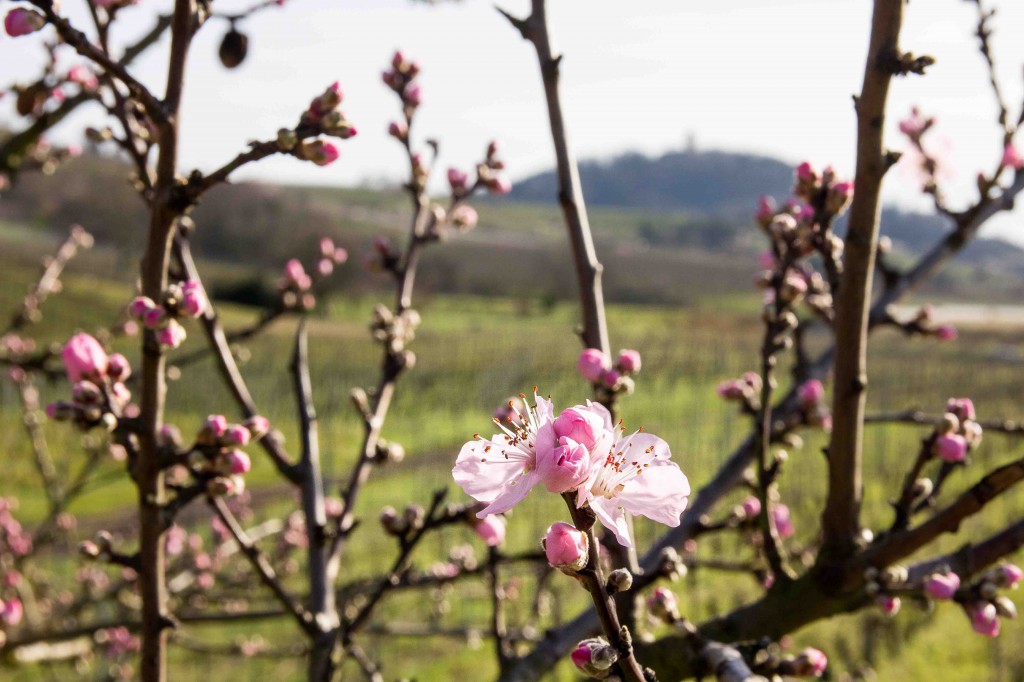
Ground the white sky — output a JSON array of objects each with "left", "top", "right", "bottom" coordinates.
[{"left": 2, "top": 0, "right": 1023, "bottom": 242}]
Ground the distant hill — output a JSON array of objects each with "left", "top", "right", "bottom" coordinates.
[
  {"left": 508, "top": 148, "right": 1024, "bottom": 272},
  {"left": 511, "top": 149, "right": 794, "bottom": 215}
]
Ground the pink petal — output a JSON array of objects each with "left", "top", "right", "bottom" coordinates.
[
  {"left": 618, "top": 460, "right": 690, "bottom": 527},
  {"left": 477, "top": 470, "right": 541, "bottom": 517},
  {"left": 589, "top": 497, "right": 633, "bottom": 548}
]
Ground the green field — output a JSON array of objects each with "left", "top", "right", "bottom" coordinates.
[{"left": 1, "top": 223, "right": 1023, "bottom": 681}]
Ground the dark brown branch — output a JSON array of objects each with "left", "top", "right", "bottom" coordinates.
[
  {"left": 498, "top": 0, "right": 609, "bottom": 355},
  {"left": 866, "top": 410, "right": 1024, "bottom": 436},
  {"left": 908, "top": 516, "right": 1024, "bottom": 581},
  {"left": 822, "top": 0, "right": 905, "bottom": 558}
]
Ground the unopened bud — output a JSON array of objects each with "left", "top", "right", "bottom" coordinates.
[
  {"left": 607, "top": 568, "right": 633, "bottom": 594},
  {"left": 542, "top": 522, "right": 588, "bottom": 573}
]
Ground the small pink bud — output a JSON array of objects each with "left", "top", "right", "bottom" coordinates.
[
  {"left": 284, "top": 259, "right": 307, "bottom": 285},
  {"left": 106, "top": 353, "right": 131, "bottom": 381},
  {"left": 794, "top": 647, "right": 828, "bottom": 677},
  {"left": 68, "top": 65, "right": 99, "bottom": 90},
  {"left": 934, "top": 324, "right": 958, "bottom": 341},
  {"left": 601, "top": 369, "right": 621, "bottom": 388},
  {"left": 244, "top": 415, "right": 270, "bottom": 438},
  {"left": 739, "top": 495, "right": 761, "bottom": 519},
  {"left": 969, "top": 602, "right": 1000, "bottom": 637},
  {"left": 876, "top": 594, "right": 901, "bottom": 616},
  {"left": 450, "top": 205, "right": 478, "bottom": 230},
  {"left": 388, "top": 120, "right": 408, "bottom": 140},
  {"left": 333, "top": 247, "right": 348, "bottom": 264},
  {"left": 543, "top": 521, "right": 589, "bottom": 571},
  {"left": 933, "top": 433, "right": 967, "bottom": 463},
  {"left": 796, "top": 161, "right": 818, "bottom": 183},
  {"left": 617, "top": 349, "right": 641, "bottom": 374},
  {"left": 319, "top": 237, "right": 336, "bottom": 258},
  {"left": 2, "top": 598, "right": 23, "bottom": 625},
  {"left": 755, "top": 195, "right": 776, "bottom": 225},
  {"left": 474, "top": 515, "right": 506, "bottom": 547},
  {"left": 798, "top": 379, "right": 826, "bottom": 407},
  {"left": 316, "top": 258, "right": 334, "bottom": 277},
  {"left": 773, "top": 503, "right": 794, "bottom": 539},
  {"left": 571, "top": 637, "right": 617, "bottom": 676},
  {"left": 204, "top": 414, "right": 228, "bottom": 438},
  {"left": 142, "top": 307, "right": 165, "bottom": 329},
  {"left": 62, "top": 333, "right": 109, "bottom": 382},
  {"left": 1002, "top": 564, "right": 1023, "bottom": 588},
  {"left": 156, "top": 319, "right": 186, "bottom": 349},
  {"left": 577, "top": 348, "right": 609, "bottom": 383},
  {"left": 552, "top": 407, "right": 606, "bottom": 450},
  {"left": 486, "top": 176, "right": 512, "bottom": 195},
  {"left": 447, "top": 167, "right": 469, "bottom": 192},
  {"left": 924, "top": 573, "right": 961, "bottom": 600},
  {"left": 225, "top": 450, "right": 251, "bottom": 475},
  {"left": 180, "top": 290, "right": 206, "bottom": 317},
  {"left": 647, "top": 586, "right": 679, "bottom": 622},
  {"left": 537, "top": 436, "right": 591, "bottom": 493},
  {"left": 5, "top": 8, "right": 45, "bottom": 37},
  {"left": 224, "top": 424, "right": 251, "bottom": 446},
  {"left": 403, "top": 83, "right": 422, "bottom": 106},
  {"left": 1001, "top": 143, "right": 1023, "bottom": 171}
]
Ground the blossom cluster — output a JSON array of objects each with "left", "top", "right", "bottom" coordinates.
[
  {"left": 577, "top": 347, "right": 642, "bottom": 394},
  {"left": 169, "top": 414, "right": 267, "bottom": 497},
  {"left": 931, "top": 398, "right": 982, "bottom": 464},
  {"left": 128, "top": 279, "right": 207, "bottom": 350},
  {"left": 278, "top": 237, "right": 348, "bottom": 310},
  {"left": 275, "top": 81, "right": 357, "bottom": 166},
  {"left": 46, "top": 333, "right": 132, "bottom": 430},
  {"left": 453, "top": 392, "right": 689, "bottom": 548}
]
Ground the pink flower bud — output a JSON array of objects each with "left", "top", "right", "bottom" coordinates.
[
  {"left": 617, "top": 349, "right": 641, "bottom": 374},
  {"left": 899, "top": 107, "right": 928, "bottom": 137},
  {"left": 792, "top": 647, "right": 828, "bottom": 676},
  {"left": 969, "top": 602, "right": 1000, "bottom": 637},
  {"left": 601, "top": 369, "right": 621, "bottom": 388},
  {"left": 933, "top": 433, "right": 967, "bottom": 463},
  {"left": 316, "top": 259, "right": 334, "bottom": 277},
  {"left": 319, "top": 237, "right": 336, "bottom": 258},
  {"left": 474, "top": 515, "right": 506, "bottom": 547},
  {"left": 876, "top": 594, "right": 901, "bottom": 615},
  {"left": 298, "top": 140, "right": 340, "bottom": 166},
  {"left": 571, "top": 637, "right": 618, "bottom": 676},
  {"left": 1002, "top": 563, "right": 1023, "bottom": 588},
  {"left": 224, "top": 424, "right": 251, "bottom": 446},
  {"left": 156, "top": 319, "right": 186, "bottom": 349},
  {"left": 1001, "top": 143, "right": 1023, "bottom": 171},
  {"left": 333, "top": 248, "right": 349, "bottom": 264},
  {"left": 447, "top": 167, "right": 469, "bottom": 192},
  {"left": 5, "top": 8, "right": 45, "bottom": 37},
  {"left": 946, "top": 398, "right": 975, "bottom": 422},
  {"left": 537, "top": 436, "right": 591, "bottom": 493},
  {"left": 225, "top": 450, "right": 251, "bottom": 475},
  {"left": 755, "top": 195, "right": 776, "bottom": 225},
  {"left": 62, "top": 333, "right": 109, "bottom": 382},
  {"left": 773, "top": 503, "right": 794, "bottom": 539},
  {"left": 2, "top": 598, "right": 23, "bottom": 625},
  {"left": 543, "top": 521, "right": 588, "bottom": 571},
  {"left": 924, "top": 573, "right": 961, "bottom": 600},
  {"left": 796, "top": 161, "right": 818, "bottom": 183},
  {"left": 486, "top": 176, "right": 512, "bottom": 195},
  {"left": 798, "top": 379, "right": 825, "bottom": 407},
  {"left": 68, "top": 65, "right": 99, "bottom": 90},
  {"left": 244, "top": 415, "right": 270, "bottom": 438},
  {"left": 180, "top": 290, "right": 206, "bottom": 317},
  {"left": 934, "top": 324, "right": 958, "bottom": 341},
  {"left": 204, "top": 414, "right": 228, "bottom": 438},
  {"left": 388, "top": 120, "right": 408, "bottom": 140},
  {"left": 451, "top": 205, "right": 478, "bottom": 230},
  {"left": 284, "top": 259, "right": 307, "bottom": 285},
  {"left": 739, "top": 495, "right": 761, "bottom": 519},
  {"left": 577, "top": 348, "right": 609, "bottom": 383},
  {"left": 106, "top": 353, "right": 131, "bottom": 381},
  {"left": 647, "top": 586, "right": 679, "bottom": 621},
  {"left": 552, "top": 407, "right": 606, "bottom": 449},
  {"left": 716, "top": 379, "right": 748, "bottom": 401},
  {"left": 142, "top": 307, "right": 165, "bottom": 329},
  {"left": 403, "top": 83, "right": 422, "bottom": 106}
]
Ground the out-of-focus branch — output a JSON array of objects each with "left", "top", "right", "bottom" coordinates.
[
  {"left": 823, "top": 0, "right": 907, "bottom": 558},
  {"left": 173, "top": 232, "right": 299, "bottom": 482},
  {"left": 908, "top": 516, "right": 1024, "bottom": 581},
  {"left": 866, "top": 410, "right": 1024, "bottom": 436}
]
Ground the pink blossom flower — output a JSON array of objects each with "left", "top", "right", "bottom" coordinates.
[
  {"left": 452, "top": 392, "right": 554, "bottom": 516},
  {"left": 129, "top": 296, "right": 155, "bottom": 319},
  {"left": 537, "top": 436, "right": 593, "bottom": 493},
  {"left": 755, "top": 195, "right": 776, "bottom": 225},
  {"left": 924, "top": 572, "right": 961, "bottom": 600},
  {"left": 204, "top": 414, "right": 228, "bottom": 438},
  {"left": 933, "top": 433, "right": 967, "bottom": 463},
  {"left": 143, "top": 307, "right": 165, "bottom": 329},
  {"left": 552, "top": 406, "right": 606, "bottom": 450},
  {"left": 577, "top": 348, "right": 610, "bottom": 383},
  {"left": 224, "top": 424, "right": 251, "bottom": 446},
  {"left": 969, "top": 602, "right": 1000, "bottom": 637},
  {"left": 772, "top": 503, "right": 794, "bottom": 539},
  {"left": 106, "top": 353, "right": 131, "bottom": 381},
  {"left": 62, "top": 333, "right": 109, "bottom": 382},
  {"left": 474, "top": 515, "right": 506, "bottom": 547},
  {"left": 4, "top": 9, "right": 45, "bottom": 37},
  {"left": 617, "top": 349, "right": 641, "bottom": 374},
  {"left": 1001, "top": 143, "right": 1023, "bottom": 171},
  {"left": 543, "top": 521, "right": 588, "bottom": 570},
  {"left": 575, "top": 416, "right": 689, "bottom": 548}
]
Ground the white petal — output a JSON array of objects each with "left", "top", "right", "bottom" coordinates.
[
  {"left": 618, "top": 460, "right": 690, "bottom": 527},
  {"left": 452, "top": 437, "right": 526, "bottom": 503},
  {"left": 590, "top": 497, "right": 633, "bottom": 548},
  {"left": 478, "top": 470, "right": 541, "bottom": 517}
]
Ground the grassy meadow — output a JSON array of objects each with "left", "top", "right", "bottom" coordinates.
[{"left": 1, "top": 221, "right": 1023, "bottom": 681}]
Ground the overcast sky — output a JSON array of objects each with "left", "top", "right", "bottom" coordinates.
[{"left": 2, "top": 0, "right": 1022, "bottom": 241}]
